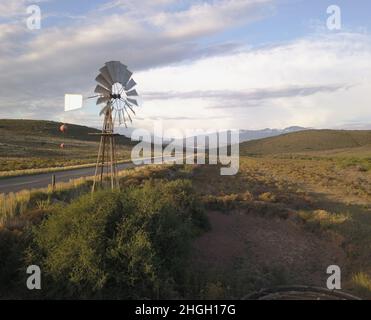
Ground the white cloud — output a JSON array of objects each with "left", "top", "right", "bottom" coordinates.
[
  {"left": 0, "top": 0, "right": 49, "bottom": 18},
  {"left": 136, "top": 32, "right": 371, "bottom": 130},
  {"left": 150, "top": 0, "right": 273, "bottom": 39},
  {"left": 0, "top": 0, "right": 272, "bottom": 128},
  {"left": 0, "top": 0, "right": 28, "bottom": 18},
  {"left": 0, "top": 1, "right": 370, "bottom": 132}
]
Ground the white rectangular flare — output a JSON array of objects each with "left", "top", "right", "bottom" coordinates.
[{"left": 64, "top": 94, "right": 83, "bottom": 111}]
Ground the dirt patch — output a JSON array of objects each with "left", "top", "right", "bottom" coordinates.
[{"left": 193, "top": 210, "right": 346, "bottom": 287}]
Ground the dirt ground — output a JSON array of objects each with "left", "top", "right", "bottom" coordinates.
[{"left": 193, "top": 209, "right": 346, "bottom": 289}]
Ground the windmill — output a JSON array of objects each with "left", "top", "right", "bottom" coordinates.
[
  {"left": 92, "top": 61, "right": 139, "bottom": 192},
  {"left": 65, "top": 61, "right": 139, "bottom": 192}
]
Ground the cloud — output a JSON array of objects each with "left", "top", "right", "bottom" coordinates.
[
  {"left": 0, "top": 0, "right": 272, "bottom": 127},
  {"left": 0, "top": 0, "right": 28, "bottom": 18},
  {"left": 135, "top": 32, "right": 371, "bottom": 130},
  {"left": 0, "top": 0, "right": 49, "bottom": 19},
  {"left": 142, "top": 115, "right": 226, "bottom": 121},
  {"left": 150, "top": 0, "right": 274, "bottom": 39},
  {"left": 98, "top": 0, "right": 176, "bottom": 12},
  {"left": 0, "top": 1, "right": 370, "bottom": 132},
  {"left": 143, "top": 84, "right": 348, "bottom": 105}
]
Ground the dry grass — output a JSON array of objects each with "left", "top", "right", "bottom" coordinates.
[
  {"left": 0, "top": 177, "right": 91, "bottom": 227},
  {"left": 352, "top": 273, "right": 371, "bottom": 298},
  {"left": 0, "top": 191, "right": 31, "bottom": 226},
  {"left": 299, "top": 210, "right": 350, "bottom": 228},
  {"left": 189, "top": 156, "right": 370, "bottom": 297},
  {"left": 0, "top": 152, "right": 371, "bottom": 297},
  {"left": 0, "top": 158, "right": 132, "bottom": 179},
  {"left": 0, "top": 163, "right": 181, "bottom": 228}
]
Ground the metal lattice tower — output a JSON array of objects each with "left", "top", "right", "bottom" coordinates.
[{"left": 91, "top": 61, "right": 139, "bottom": 192}]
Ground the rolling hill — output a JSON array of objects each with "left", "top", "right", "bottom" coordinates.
[
  {"left": 0, "top": 119, "right": 132, "bottom": 144},
  {"left": 0, "top": 119, "right": 134, "bottom": 172},
  {"left": 240, "top": 129, "right": 371, "bottom": 155}
]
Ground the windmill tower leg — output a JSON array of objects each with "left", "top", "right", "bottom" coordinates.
[
  {"left": 92, "top": 106, "right": 119, "bottom": 193},
  {"left": 112, "top": 136, "right": 120, "bottom": 190},
  {"left": 108, "top": 107, "right": 115, "bottom": 190}
]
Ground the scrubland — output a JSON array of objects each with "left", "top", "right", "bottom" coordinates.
[{"left": 1, "top": 152, "right": 370, "bottom": 299}]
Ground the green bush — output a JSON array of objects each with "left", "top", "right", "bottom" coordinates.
[
  {"left": 0, "top": 228, "right": 26, "bottom": 298},
  {"left": 26, "top": 179, "right": 208, "bottom": 299}
]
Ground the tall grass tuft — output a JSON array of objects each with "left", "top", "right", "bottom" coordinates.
[
  {"left": 0, "top": 164, "right": 182, "bottom": 227},
  {"left": 0, "top": 177, "right": 92, "bottom": 227},
  {"left": 0, "top": 191, "right": 31, "bottom": 226},
  {"left": 352, "top": 272, "right": 371, "bottom": 298}
]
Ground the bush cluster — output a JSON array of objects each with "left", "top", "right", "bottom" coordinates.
[{"left": 1, "top": 179, "right": 208, "bottom": 299}]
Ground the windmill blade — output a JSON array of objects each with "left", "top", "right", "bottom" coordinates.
[
  {"left": 96, "top": 96, "right": 110, "bottom": 105},
  {"left": 99, "top": 66, "right": 114, "bottom": 86},
  {"left": 117, "top": 64, "right": 132, "bottom": 86},
  {"left": 122, "top": 111, "right": 128, "bottom": 128},
  {"left": 95, "top": 74, "right": 112, "bottom": 90},
  {"left": 106, "top": 61, "right": 123, "bottom": 83},
  {"left": 124, "top": 107, "right": 133, "bottom": 123},
  {"left": 125, "top": 78, "right": 136, "bottom": 91},
  {"left": 123, "top": 68, "right": 133, "bottom": 86},
  {"left": 113, "top": 108, "right": 118, "bottom": 124},
  {"left": 118, "top": 108, "right": 122, "bottom": 125},
  {"left": 94, "top": 84, "right": 111, "bottom": 96},
  {"left": 127, "top": 98, "right": 138, "bottom": 106},
  {"left": 124, "top": 102, "right": 136, "bottom": 115},
  {"left": 119, "top": 109, "right": 128, "bottom": 128},
  {"left": 99, "top": 105, "right": 110, "bottom": 116},
  {"left": 112, "top": 99, "right": 119, "bottom": 112},
  {"left": 126, "top": 89, "right": 138, "bottom": 97},
  {"left": 116, "top": 63, "right": 127, "bottom": 84}
]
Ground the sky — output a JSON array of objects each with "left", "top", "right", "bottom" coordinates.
[{"left": 0, "top": 0, "right": 370, "bottom": 133}]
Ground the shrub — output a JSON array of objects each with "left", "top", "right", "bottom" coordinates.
[
  {"left": 0, "top": 228, "right": 26, "bottom": 298},
  {"left": 298, "top": 209, "right": 349, "bottom": 231},
  {"left": 202, "top": 281, "right": 225, "bottom": 299},
  {"left": 26, "top": 179, "right": 208, "bottom": 299},
  {"left": 258, "top": 192, "right": 276, "bottom": 202},
  {"left": 202, "top": 191, "right": 254, "bottom": 212}
]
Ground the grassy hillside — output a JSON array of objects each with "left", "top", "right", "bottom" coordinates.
[
  {"left": 0, "top": 119, "right": 133, "bottom": 143},
  {"left": 240, "top": 130, "right": 371, "bottom": 155},
  {"left": 0, "top": 119, "right": 133, "bottom": 172}
]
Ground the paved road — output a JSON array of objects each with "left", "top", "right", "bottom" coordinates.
[
  {"left": 0, "top": 162, "right": 136, "bottom": 194},
  {"left": 0, "top": 155, "right": 193, "bottom": 194}
]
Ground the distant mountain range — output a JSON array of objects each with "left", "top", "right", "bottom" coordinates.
[
  {"left": 118, "top": 126, "right": 307, "bottom": 144},
  {"left": 238, "top": 126, "right": 307, "bottom": 142}
]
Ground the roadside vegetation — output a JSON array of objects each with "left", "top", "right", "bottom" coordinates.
[
  {"left": 1, "top": 126, "right": 370, "bottom": 299},
  {"left": 0, "top": 165, "right": 209, "bottom": 299},
  {"left": 1, "top": 155, "right": 370, "bottom": 299}
]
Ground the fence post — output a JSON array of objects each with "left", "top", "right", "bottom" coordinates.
[{"left": 51, "top": 174, "right": 56, "bottom": 192}]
